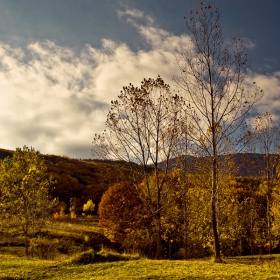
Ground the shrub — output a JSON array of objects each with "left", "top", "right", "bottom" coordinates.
[
  {"left": 83, "top": 199, "right": 95, "bottom": 215},
  {"left": 29, "top": 236, "right": 59, "bottom": 260},
  {"left": 70, "top": 211, "right": 76, "bottom": 219}
]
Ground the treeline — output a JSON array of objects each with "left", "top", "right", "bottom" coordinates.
[{"left": 97, "top": 154, "right": 280, "bottom": 259}]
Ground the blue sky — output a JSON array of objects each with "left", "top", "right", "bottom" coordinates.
[{"left": 0, "top": 0, "right": 279, "bottom": 158}]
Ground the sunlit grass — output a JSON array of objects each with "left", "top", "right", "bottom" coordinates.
[
  {"left": 1, "top": 252, "right": 280, "bottom": 279},
  {"left": 1, "top": 217, "right": 280, "bottom": 279},
  {"left": 45, "top": 220, "right": 102, "bottom": 237},
  {"left": 42, "top": 215, "right": 103, "bottom": 238}
]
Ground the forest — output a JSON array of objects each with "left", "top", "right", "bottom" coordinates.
[{"left": 92, "top": 4, "right": 271, "bottom": 263}]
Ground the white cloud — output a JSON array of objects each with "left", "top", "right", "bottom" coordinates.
[
  {"left": 118, "top": 6, "right": 192, "bottom": 53},
  {"left": 0, "top": 7, "right": 278, "bottom": 159},
  {"left": 0, "top": 9, "right": 192, "bottom": 158},
  {"left": 117, "top": 7, "right": 154, "bottom": 25},
  {"left": 0, "top": 42, "right": 99, "bottom": 158},
  {"left": 248, "top": 71, "right": 280, "bottom": 121},
  {"left": 242, "top": 38, "right": 256, "bottom": 49},
  {"left": 137, "top": 25, "right": 191, "bottom": 52}
]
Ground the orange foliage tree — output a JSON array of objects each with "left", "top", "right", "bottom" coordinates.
[{"left": 99, "top": 181, "right": 154, "bottom": 256}]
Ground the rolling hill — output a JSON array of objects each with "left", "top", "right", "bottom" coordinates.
[
  {"left": 0, "top": 148, "right": 276, "bottom": 212},
  {"left": 0, "top": 148, "right": 142, "bottom": 212}
]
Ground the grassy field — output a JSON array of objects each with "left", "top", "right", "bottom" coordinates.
[
  {"left": 1, "top": 217, "right": 280, "bottom": 279},
  {"left": 1, "top": 249, "right": 280, "bottom": 280},
  {"left": 44, "top": 215, "right": 103, "bottom": 237}
]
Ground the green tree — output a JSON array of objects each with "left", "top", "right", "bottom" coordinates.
[
  {"left": 175, "top": 4, "right": 262, "bottom": 262},
  {"left": 0, "top": 146, "right": 56, "bottom": 256}
]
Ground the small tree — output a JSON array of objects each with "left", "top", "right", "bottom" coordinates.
[
  {"left": 99, "top": 182, "right": 153, "bottom": 255},
  {"left": 83, "top": 199, "right": 95, "bottom": 215},
  {"left": 0, "top": 146, "right": 56, "bottom": 256},
  {"left": 70, "top": 197, "right": 77, "bottom": 218}
]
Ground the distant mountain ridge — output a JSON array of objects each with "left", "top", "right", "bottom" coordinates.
[
  {"left": 157, "top": 153, "right": 278, "bottom": 177},
  {"left": 0, "top": 148, "right": 271, "bottom": 177}
]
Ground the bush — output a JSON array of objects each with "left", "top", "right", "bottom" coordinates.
[
  {"left": 29, "top": 236, "right": 59, "bottom": 260},
  {"left": 99, "top": 182, "right": 153, "bottom": 252}
]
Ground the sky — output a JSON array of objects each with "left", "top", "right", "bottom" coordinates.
[{"left": 0, "top": 0, "right": 279, "bottom": 158}]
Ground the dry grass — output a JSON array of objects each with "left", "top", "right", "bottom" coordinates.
[
  {"left": 2, "top": 217, "right": 280, "bottom": 279},
  {"left": 1, "top": 250, "right": 280, "bottom": 279},
  {"left": 44, "top": 216, "right": 103, "bottom": 238}
]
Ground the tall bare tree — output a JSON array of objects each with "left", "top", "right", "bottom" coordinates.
[
  {"left": 251, "top": 112, "right": 280, "bottom": 254},
  {"left": 92, "top": 76, "right": 185, "bottom": 259},
  {"left": 174, "top": 3, "right": 262, "bottom": 262}
]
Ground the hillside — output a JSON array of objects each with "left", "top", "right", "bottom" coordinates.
[
  {"left": 0, "top": 148, "right": 142, "bottom": 212},
  {"left": 0, "top": 148, "right": 276, "bottom": 212}
]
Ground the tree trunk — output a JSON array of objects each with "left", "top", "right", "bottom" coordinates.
[
  {"left": 183, "top": 194, "right": 188, "bottom": 259},
  {"left": 155, "top": 217, "right": 162, "bottom": 259},
  {"left": 250, "top": 215, "right": 253, "bottom": 255},
  {"left": 239, "top": 238, "right": 242, "bottom": 256},
  {"left": 24, "top": 234, "right": 29, "bottom": 257},
  {"left": 267, "top": 167, "right": 272, "bottom": 254},
  {"left": 212, "top": 158, "right": 222, "bottom": 262}
]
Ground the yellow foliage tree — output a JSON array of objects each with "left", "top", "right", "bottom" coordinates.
[
  {"left": 83, "top": 199, "right": 95, "bottom": 215},
  {"left": 0, "top": 146, "right": 56, "bottom": 256}
]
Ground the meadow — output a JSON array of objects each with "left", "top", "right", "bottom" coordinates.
[
  {"left": 1, "top": 216, "right": 280, "bottom": 279},
  {"left": 1, "top": 249, "right": 280, "bottom": 279},
  {"left": 0, "top": 217, "right": 280, "bottom": 280}
]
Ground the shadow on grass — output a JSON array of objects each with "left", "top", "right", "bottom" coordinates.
[{"left": 70, "top": 248, "right": 139, "bottom": 265}]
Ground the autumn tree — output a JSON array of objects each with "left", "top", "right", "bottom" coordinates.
[
  {"left": 83, "top": 199, "right": 95, "bottom": 215},
  {"left": 175, "top": 171, "right": 212, "bottom": 258},
  {"left": 69, "top": 197, "right": 77, "bottom": 218},
  {"left": 99, "top": 182, "right": 153, "bottom": 255},
  {"left": 250, "top": 112, "right": 280, "bottom": 253},
  {"left": 93, "top": 76, "right": 186, "bottom": 259},
  {"left": 0, "top": 146, "right": 56, "bottom": 256},
  {"left": 217, "top": 177, "right": 266, "bottom": 256},
  {"left": 271, "top": 174, "right": 280, "bottom": 249},
  {"left": 174, "top": 3, "right": 262, "bottom": 262}
]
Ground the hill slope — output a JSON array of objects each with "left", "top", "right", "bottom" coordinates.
[
  {"left": 0, "top": 148, "right": 141, "bottom": 212},
  {"left": 0, "top": 148, "right": 275, "bottom": 211}
]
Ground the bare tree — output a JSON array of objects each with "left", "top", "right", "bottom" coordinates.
[
  {"left": 174, "top": 3, "right": 262, "bottom": 262},
  {"left": 251, "top": 112, "right": 280, "bottom": 254},
  {"left": 92, "top": 76, "right": 185, "bottom": 259}
]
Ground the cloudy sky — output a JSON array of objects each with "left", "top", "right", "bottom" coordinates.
[{"left": 0, "top": 0, "right": 279, "bottom": 158}]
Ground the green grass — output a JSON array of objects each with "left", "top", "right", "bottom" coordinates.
[{"left": 1, "top": 252, "right": 280, "bottom": 279}]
